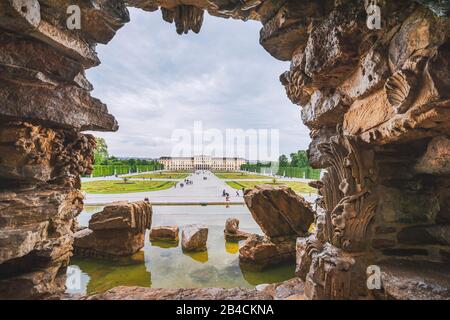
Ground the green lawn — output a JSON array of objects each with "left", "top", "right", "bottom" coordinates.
[
  {"left": 226, "top": 181, "right": 316, "bottom": 194},
  {"left": 214, "top": 172, "right": 271, "bottom": 180},
  {"left": 123, "top": 172, "right": 189, "bottom": 179},
  {"left": 82, "top": 180, "right": 176, "bottom": 194}
]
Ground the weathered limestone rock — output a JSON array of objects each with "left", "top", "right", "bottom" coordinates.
[
  {"left": 244, "top": 185, "right": 314, "bottom": 238},
  {"left": 225, "top": 218, "right": 239, "bottom": 234},
  {"left": 181, "top": 224, "right": 208, "bottom": 252},
  {"left": 374, "top": 259, "right": 450, "bottom": 300},
  {"left": 149, "top": 225, "right": 179, "bottom": 242},
  {"left": 304, "top": 1, "right": 369, "bottom": 89},
  {"left": 0, "top": 83, "right": 118, "bottom": 131},
  {"left": 307, "top": 127, "right": 336, "bottom": 168},
  {"left": 295, "top": 236, "right": 313, "bottom": 279},
  {"left": 224, "top": 218, "right": 251, "bottom": 242},
  {"left": 260, "top": 1, "right": 322, "bottom": 61},
  {"left": 0, "top": 122, "right": 95, "bottom": 186},
  {"left": 297, "top": 240, "right": 368, "bottom": 300},
  {"left": 256, "top": 277, "right": 305, "bottom": 300},
  {"left": 78, "top": 0, "right": 131, "bottom": 44},
  {"left": 73, "top": 201, "right": 152, "bottom": 258},
  {"left": 161, "top": 5, "right": 204, "bottom": 35},
  {"left": 0, "top": 0, "right": 41, "bottom": 33},
  {"left": 242, "top": 185, "right": 315, "bottom": 269},
  {"left": 339, "top": 46, "right": 390, "bottom": 102},
  {"left": 0, "top": 184, "right": 83, "bottom": 299},
  {"left": 239, "top": 234, "right": 297, "bottom": 270},
  {"left": 415, "top": 136, "right": 450, "bottom": 175},
  {"left": 81, "top": 277, "right": 306, "bottom": 300},
  {"left": 85, "top": 285, "right": 272, "bottom": 300}
]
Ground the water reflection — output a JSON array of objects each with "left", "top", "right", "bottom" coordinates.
[
  {"left": 150, "top": 240, "right": 179, "bottom": 249},
  {"left": 225, "top": 241, "right": 239, "bottom": 254},
  {"left": 67, "top": 205, "right": 296, "bottom": 295},
  {"left": 183, "top": 250, "right": 209, "bottom": 263},
  {"left": 69, "top": 251, "right": 151, "bottom": 294}
]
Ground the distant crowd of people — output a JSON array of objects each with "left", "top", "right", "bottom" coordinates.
[
  {"left": 176, "top": 178, "right": 194, "bottom": 188},
  {"left": 222, "top": 187, "right": 244, "bottom": 201}
]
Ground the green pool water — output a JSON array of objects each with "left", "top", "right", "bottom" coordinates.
[{"left": 66, "top": 205, "right": 295, "bottom": 295}]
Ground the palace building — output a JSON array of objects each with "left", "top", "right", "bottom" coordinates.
[{"left": 159, "top": 155, "right": 247, "bottom": 171}]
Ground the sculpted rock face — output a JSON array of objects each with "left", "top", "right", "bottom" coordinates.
[
  {"left": 225, "top": 218, "right": 239, "bottom": 234},
  {"left": 281, "top": 1, "right": 450, "bottom": 300},
  {"left": 224, "top": 218, "right": 251, "bottom": 242},
  {"left": 181, "top": 224, "right": 208, "bottom": 252},
  {"left": 149, "top": 226, "right": 179, "bottom": 242},
  {"left": 73, "top": 201, "right": 152, "bottom": 258},
  {"left": 244, "top": 185, "right": 314, "bottom": 238}
]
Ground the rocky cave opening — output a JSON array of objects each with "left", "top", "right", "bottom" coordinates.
[{"left": 0, "top": 0, "right": 449, "bottom": 300}]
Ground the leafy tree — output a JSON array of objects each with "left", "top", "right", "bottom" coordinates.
[
  {"left": 297, "top": 150, "right": 309, "bottom": 167},
  {"left": 94, "top": 137, "right": 109, "bottom": 164},
  {"left": 279, "top": 154, "right": 289, "bottom": 167},
  {"left": 289, "top": 150, "right": 309, "bottom": 167},
  {"left": 290, "top": 152, "right": 299, "bottom": 167}
]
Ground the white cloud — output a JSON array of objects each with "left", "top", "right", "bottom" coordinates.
[{"left": 86, "top": 8, "right": 310, "bottom": 160}]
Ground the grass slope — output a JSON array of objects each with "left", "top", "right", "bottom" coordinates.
[
  {"left": 82, "top": 180, "right": 176, "bottom": 194},
  {"left": 123, "top": 172, "right": 190, "bottom": 179},
  {"left": 226, "top": 181, "right": 316, "bottom": 194},
  {"left": 214, "top": 172, "right": 271, "bottom": 180}
]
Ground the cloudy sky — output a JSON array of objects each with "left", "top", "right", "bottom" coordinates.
[{"left": 86, "top": 8, "right": 310, "bottom": 160}]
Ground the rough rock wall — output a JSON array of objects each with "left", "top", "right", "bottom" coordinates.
[
  {"left": 0, "top": 0, "right": 124, "bottom": 299},
  {"left": 0, "top": 0, "right": 449, "bottom": 299},
  {"left": 73, "top": 201, "right": 152, "bottom": 259},
  {"left": 276, "top": 1, "right": 450, "bottom": 299},
  {"left": 0, "top": 122, "right": 95, "bottom": 299}
]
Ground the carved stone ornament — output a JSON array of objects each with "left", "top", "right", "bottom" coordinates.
[
  {"left": 384, "top": 70, "right": 417, "bottom": 114},
  {"left": 318, "top": 130, "right": 378, "bottom": 252}
]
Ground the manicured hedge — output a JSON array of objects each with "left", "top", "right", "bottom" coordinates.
[
  {"left": 87, "top": 164, "right": 163, "bottom": 177},
  {"left": 241, "top": 165, "right": 321, "bottom": 180}
]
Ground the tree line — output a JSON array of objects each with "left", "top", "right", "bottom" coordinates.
[
  {"left": 89, "top": 137, "right": 162, "bottom": 177},
  {"left": 278, "top": 150, "right": 309, "bottom": 168},
  {"left": 241, "top": 150, "right": 321, "bottom": 180},
  {"left": 94, "top": 137, "right": 161, "bottom": 167}
]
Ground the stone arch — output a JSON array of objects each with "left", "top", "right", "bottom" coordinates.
[{"left": 0, "top": 0, "right": 449, "bottom": 300}]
